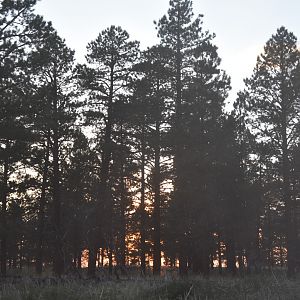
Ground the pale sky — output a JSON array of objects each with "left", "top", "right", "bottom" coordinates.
[{"left": 35, "top": 0, "right": 300, "bottom": 105}]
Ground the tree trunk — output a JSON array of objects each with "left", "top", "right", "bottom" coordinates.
[
  {"left": 226, "top": 239, "right": 236, "bottom": 275},
  {"left": 140, "top": 122, "right": 146, "bottom": 275},
  {"left": 1, "top": 139, "right": 9, "bottom": 277},
  {"left": 174, "top": 17, "right": 188, "bottom": 277},
  {"left": 87, "top": 247, "right": 97, "bottom": 278},
  {"left": 279, "top": 237, "right": 284, "bottom": 268},
  {"left": 108, "top": 246, "right": 113, "bottom": 275},
  {"left": 238, "top": 251, "right": 244, "bottom": 272},
  {"left": 280, "top": 68, "right": 297, "bottom": 278},
  {"left": 105, "top": 69, "right": 114, "bottom": 277},
  {"left": 266, "top": 203, "right": 274, "bottom": 268},
  {"left": 284, "top": 163, "right": 296, "bottom": 278},
  {"left": 282, "top": 113, "right": 296, "bottom": 278},
  {"left": 119, "top": 124, "right": 126, "bottom": 267},
  {"left": 179, "top": 252, "right": 188, "bottom": 276},
  {"left": 101, "top": 248, "right": 104, "bottom": 267},
  {"left": 218, "top": 232, "right": 223, "bottom": 274},
  {"left": 153, "top": 84, "right": 161, "bottom": 276},
  {"left": 120, "top": 176, "right": 126, "bottom": 267},
  {"left": 36, "top": 131, "right": 50, "bottom": 275},
  {"left": 52, "top": 127, "right": 64, "bottom": 276},
  {"left": 52, "top": 70, "right": 64, "bottom": 277},
  {"left": 202, "top": 233, "right": 210, "bottom": 277}
]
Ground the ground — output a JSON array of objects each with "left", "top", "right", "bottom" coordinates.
[{"left": 0, "top": 270, "right": 299, "bottom": 299}]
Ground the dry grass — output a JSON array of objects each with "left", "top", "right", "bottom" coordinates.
[{"left": 0, "top": 270, "right": 299, "bottom": 299}]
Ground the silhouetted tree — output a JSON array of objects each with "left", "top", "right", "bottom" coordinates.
[
  {"left": 78, "top": 25, "right": 140, "bottom": 277},
  {"left": 237, "top": 27, "right": 300, "bottom": 277},
  {"left": 156, "top": 0, "right": 230, "bottom": 276},
  {"left": 27, "top": 29, "right": 79, "bottom": 276},
  {"left": 134, "top": 45, "right": 172, "bottom": 275}
]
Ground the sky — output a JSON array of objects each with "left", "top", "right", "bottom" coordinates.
[{"left": 35, "top": 0, "right": 300, "bottom": 105}]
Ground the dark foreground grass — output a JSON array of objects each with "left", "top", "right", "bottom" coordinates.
[{"left": 0, "top": 271, "right": 299, "bottom": 299}]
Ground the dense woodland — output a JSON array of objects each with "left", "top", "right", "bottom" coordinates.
[{"left": 0, "top": 0, "right": 300, "bottom": 280}]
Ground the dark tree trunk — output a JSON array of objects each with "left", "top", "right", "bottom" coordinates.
[
  {"left": 100, "top": 248, "right": 104, "bottom": 267},
  {"left": 119, "top": 124, "right": 126, "bottom": 267},
  {"left": 226, "top": 239, "right": 236, "bottom": 275},
  {"left": 108, "top": 246, "right": 113, "bottom": 275},
  {"left": 153, "top": 83, "right": 161, "bottom": 276},
  {"left": 179, "top": 252, "right": 188, "bottom": 276},
  {"left": 140, "top": 122, "right": 146, "bottom": 275},
  {"left": 104, "top": 70, "right": 114, "bottom": 277},
  {"left": 19, "top": 242, "right": 23, "bottom": 270},
  {"left": 210, "top": 254, "right": 214, "bottom": 270},
  {"left": 279, "top": 238, "right": 284, "bottom": 268},
  {"left": 175, "top": 69, "right": 187, "bottom": 277},
  {"left": 72, "top": 256, "right": 76, "bottom": 268},
  {"left": 191, "top": 240, "right": 210, "bottom": 277},
  {"left": 75, "top": 250, "right": 81, "bottom": 269},
  {"left": 218, "top": 232, "right": 223, "bottom": 274},
  {"left": 280, "top": 71, "right": 297, "bottom": 278},
  {"left": 87, "top": 247, "right": 97, "bottom": 278},
  {"left": 174, "top": 18, "right": 188, "bottom": 277},
  {"left": 202, "top": 233, "right": 210, "bottom": 277},
  {"left": 1, "top": 139, "right": 9, "bottom": 277},
  {"left": 238, "top": 251, "right": 245, "bottom": 272},
  {"left": 282, "top": 111, "right": 296, "bottom": 278},
  {"left": 266, "top": 204, "right": 274, "bottom": 268},
  {"left": 120, "top": 176, "right": 126, "bottom": 267},
  {"left": 284, "top": 163, "right": 296, "bottom": 278},
  {"left": 52, "top": 127, "right": 64, "bottom": 276},
  {"left": 52, "top": 71, "right": 64, "bottom": 277},
  {"left": 36, "top": 131, "right": 50, "bottom": 275},
  {"left": 191, "top": 250, "right": 201, "bottom": 274},
  {"left": 153, "top": 150, "right": 161, "bottom": 275}
]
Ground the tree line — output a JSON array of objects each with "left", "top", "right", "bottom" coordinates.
[{"left": 0, "top": 0, "right": 300, "bottom": 279}]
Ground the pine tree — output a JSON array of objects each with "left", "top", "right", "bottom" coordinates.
[
  {"left": 128, "top": 79, "right": 152, "bottom": 274},
  {"left": 103, "top": 94, "right": 139, "bottom": 271},
  {"left": 156, "top": 0, "right": 230, "bottom": 275},
  {"left": 63, "top": 130, "right": 99, "bottom": 271},
  {"left": 237, "top": 27, "right": 300, "bottom": 277},
  {"left": 78, "top": 25, "right": 140, "bottom": 277},
  {"left": 0, "top": 0, "right": 50, "bottom": 276},
  {"left": 134, "top": 45, "right": 172, "bottom": 275},
  {"left": 27, "top": 29, "right": 79, "bottom": 276}
]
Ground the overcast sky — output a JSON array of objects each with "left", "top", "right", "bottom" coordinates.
[{"left": 35, "top": 0, "right": 300, "bottom": 104}]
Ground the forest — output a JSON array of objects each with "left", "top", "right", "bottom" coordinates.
[{"left": 1, "top": 0, "right": 300, "bottom": 292}]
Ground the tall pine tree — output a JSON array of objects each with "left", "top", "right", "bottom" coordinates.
[{"left": 237, "top": 27, "right": 300, "bottom": 277}]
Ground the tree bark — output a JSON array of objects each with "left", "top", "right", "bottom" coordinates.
[
  {"left": 120, "top": 175, "right": 126, "bottom": 267},
  {"left": 218, "top": 232, "right": 223, "bottom": 274},
  {"left": 52, "top": 69, "right": 64, "bottom": 277},
  {"left": 226, "top": 238, "right": 237, "bottom": 275},
  {"left": 283, "top": 139, "right": 296, "bottom": 278},
  {"left": 36, "top": 131, "right": 50, "bottom": 275},
  {"left": 174, "top": 11, "right": 188, "bottom": 277},
  {"left": 119, "top": 124, "right": 126, "bottom": 267},
  {"left": 87, "top": 246, "right": 97, "bottom": 277},
  {"left": 153, "top": 82, "right": 161, "bottom": 276},
  {"left": 1, "top": 139, "right": 9, "bottom": 277},
  {"left": 281, "top": 97, "right": 296, "bottom": 278},
  {"left": 140, "top": 122, "right": 146, "bottom": 275}
]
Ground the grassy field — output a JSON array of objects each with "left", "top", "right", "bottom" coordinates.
[{"left": 0, "top": 271, "right": 299, "bottom": 299}]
